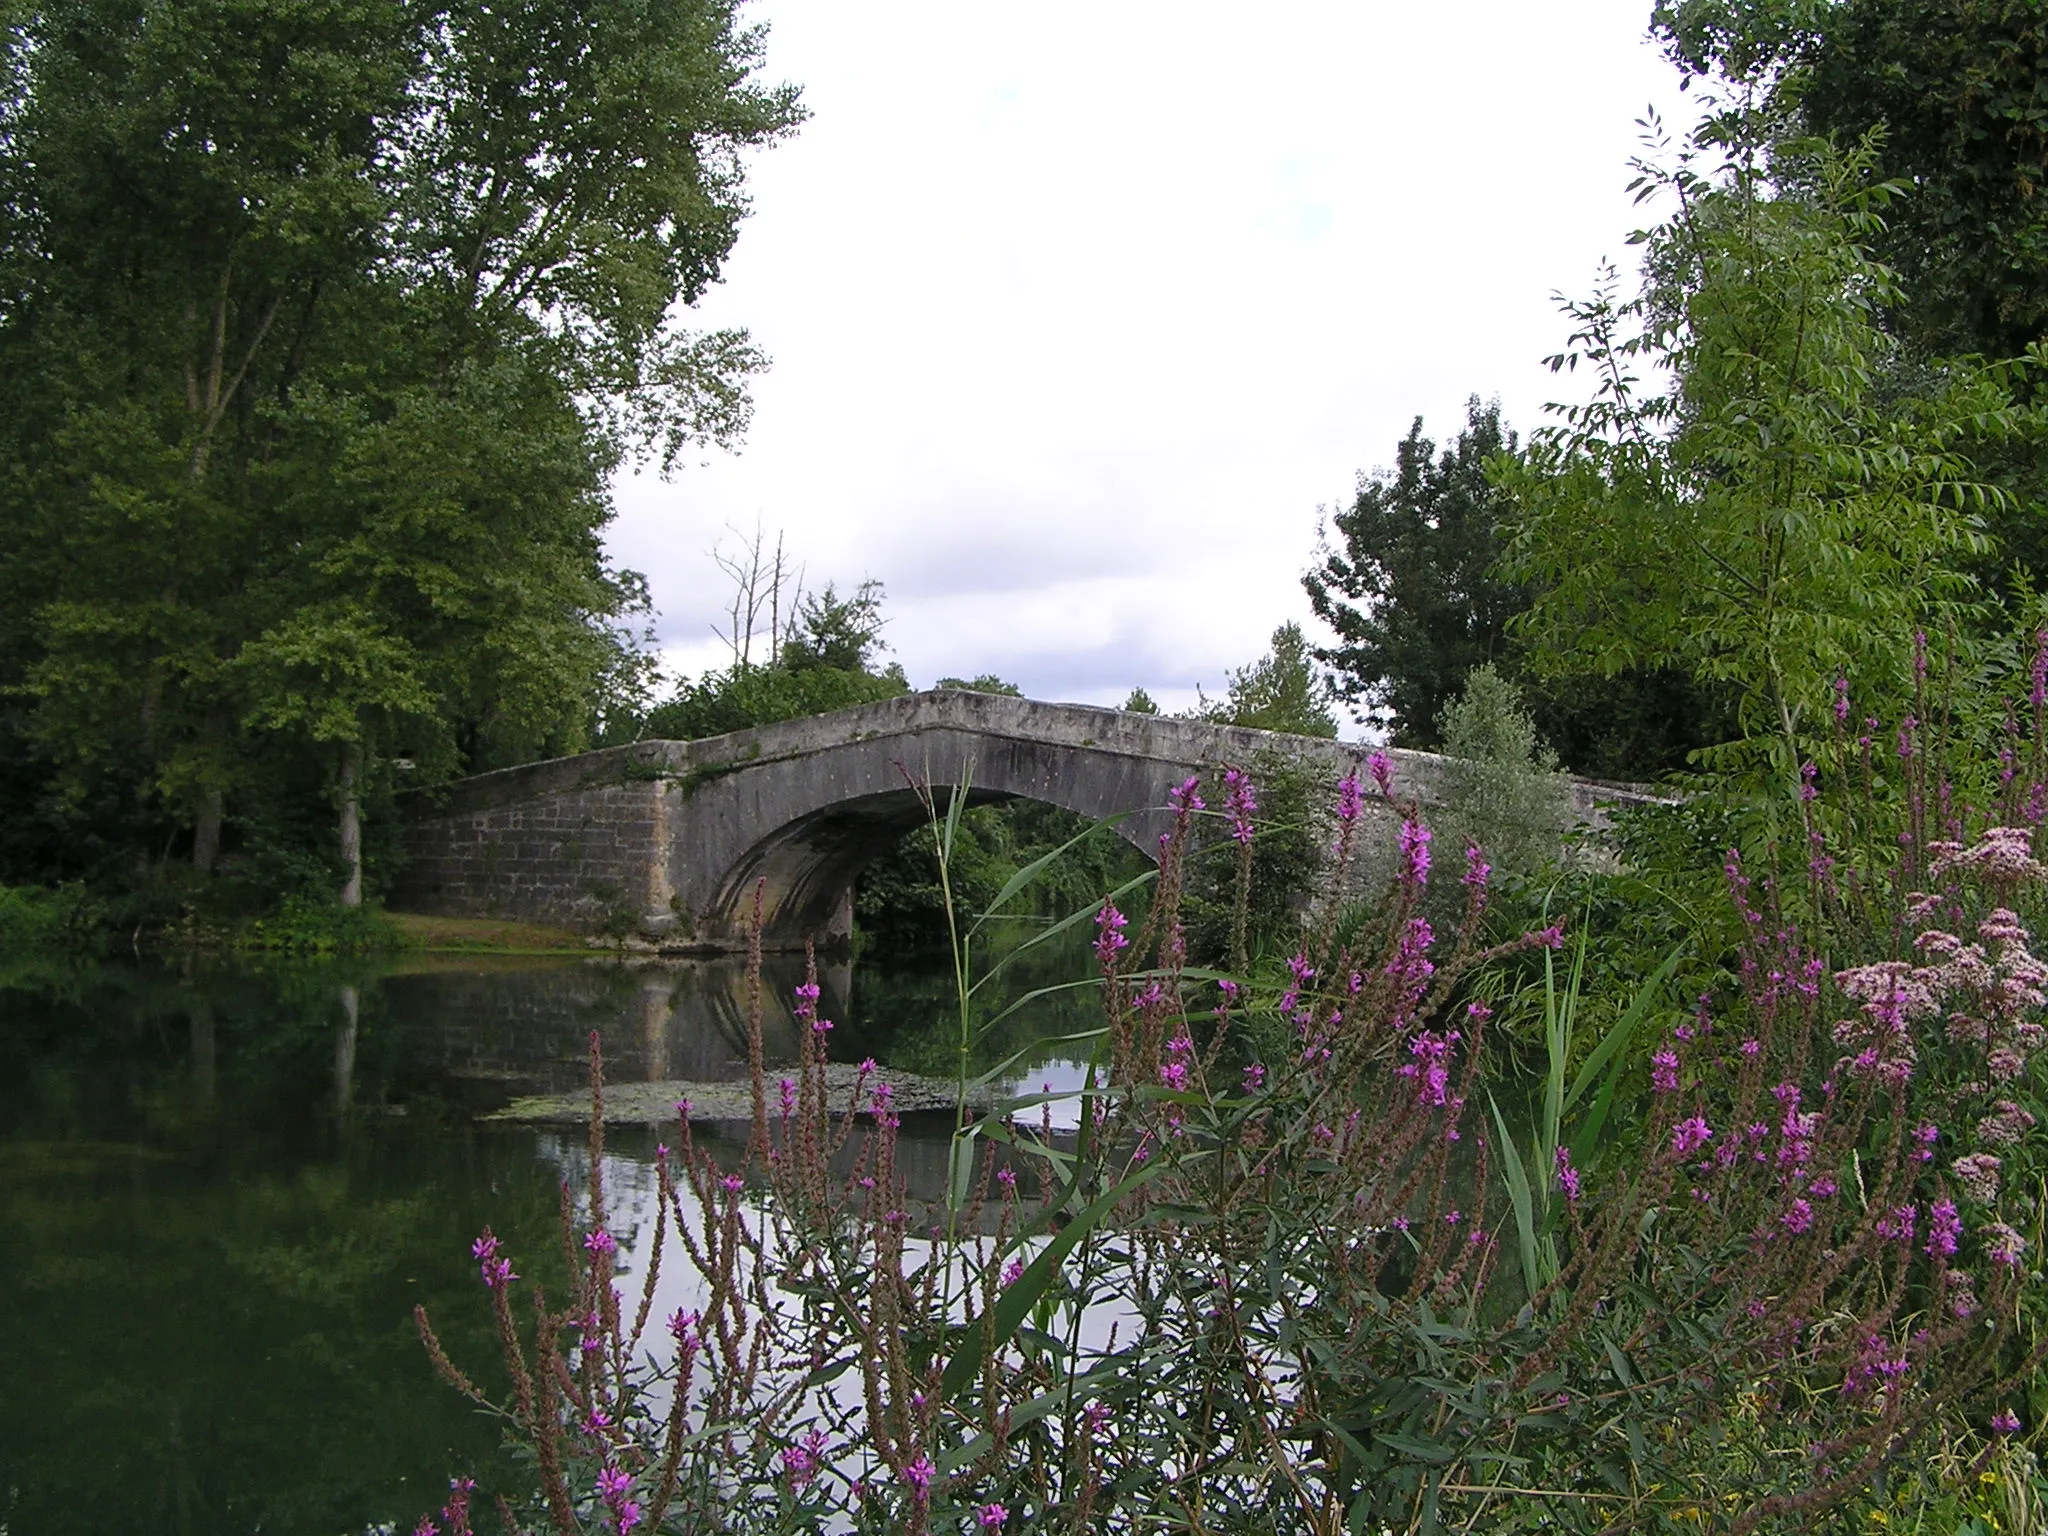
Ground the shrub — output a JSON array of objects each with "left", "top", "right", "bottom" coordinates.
[
  {"left": 0, "top": 882, "right": 99, "bottom": 950},
  {"left": 240, "top": 895, "right": 402, "bottom": 955}
]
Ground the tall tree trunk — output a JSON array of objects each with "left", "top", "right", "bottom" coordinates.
[
  {"left": 338, "top": 740, "right": 363, "bottom": 908},
  {"left": 192, "top": 785, "right": 223, "bottom": 874}
]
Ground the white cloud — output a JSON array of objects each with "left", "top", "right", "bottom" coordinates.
[{"left": 608, "top": 0, "right": 1700, "bottom": 710}]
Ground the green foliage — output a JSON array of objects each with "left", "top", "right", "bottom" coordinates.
[
  {"left": 1501, "top": 127, "right": 2025, "bottom": 783},
  {"left": 1191, "top": 621, "right": 1338, "bottom": 737},
  {"left": 1305, "top": 398, "right": 1528, "bottom": 741},
  {"left": 239, "top": 895, "right": 402, "bottom": 956},
  {"left": 1120, "top": 686, "right": 1159, "bottom": 715},
  {"left": 643, "top": 662, "right": 908, "bottom": 742},
  {"left": 0, "top": 0, "right": 801, "bottom": 917},
  {"left": 1657, "top": 0, "right": 2048, "bottom": 363},
  {"left": 1303, "top": 398, "right": 1726, "bottom": 777},
  {"left": 779, "top": 580, "right": 891, "bottom": 674},
  {"left": 1183, "top": 750, "right": 1324, "bottom": 975},
  {"left": 1429, "top": 664, "right": 1574, "bottom": 882},
  {"left": 935, "top": 674, "right": 1023, "bottom": 697},
  {"left": 1655, "top": 0, "right": 2048, "bottom": 606},
  {"left": 0, "top": 883, "right": 101, "bottom": 951}
]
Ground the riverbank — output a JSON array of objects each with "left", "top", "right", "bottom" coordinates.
[{"left": 382, "top": 911, "right": 593, "bottom": 955}]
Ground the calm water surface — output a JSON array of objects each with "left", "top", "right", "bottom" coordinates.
[{"left": 0, "top": 940, "right": 1095, "bottom": 1535}]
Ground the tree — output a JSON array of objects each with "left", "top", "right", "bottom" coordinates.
[
  {"left": 1122, "top": 686, "right": 1160, "bottom": 715},
  {"left": 1304, "top": 400, "right": 1527, "bottom": 742},
  {"left": 780, "top": 581, "right": 891, "bottom": 674},
  {"left": 1500, "top": 127, "right": 2021, "bottom": 782},
  {"left": 0, "top": 0, "right": 802, "bottom": 906},
  {"left": 1656, "top": 0, "right": 2048, "bottom": 598},
  {"left": 1429, "top": 665, "right": 1573, "bottom": 883},
  {"left": 1657, "top": 0, "right": 2048, "bottom": 362},
  {"left": 1303, "top": 400, "right": 1722, "bottom": 777},
  {"left": 937, "top": 675, "right": 1023, "bottom": 696},
  {"left": 1195, "top": 623, "right": 1338, "bottom": 738}
]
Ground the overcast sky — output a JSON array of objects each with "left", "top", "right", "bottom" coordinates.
[{"left": 606, "top": 1, "right": 1701, "bottom": 724}]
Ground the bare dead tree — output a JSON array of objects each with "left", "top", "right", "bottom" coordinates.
[{"left": 710, "top": 520, "right": 803, "bottom": 669}]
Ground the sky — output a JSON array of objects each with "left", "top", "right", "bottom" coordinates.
[{"left": 606, "top": 1, "right": 1703, "bottom": 725}]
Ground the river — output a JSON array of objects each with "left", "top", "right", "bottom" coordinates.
[{"left": 0, "top": 936, "right": 1098, "bottom": 1535}]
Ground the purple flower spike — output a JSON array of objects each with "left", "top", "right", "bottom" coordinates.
[
  {"left": 1094, "top": 904, "right": 1130, "bottom": 968},
  {"left": 1650, "top": 1048, "right": 1680, "bottom": 1093},
  {"left": 1223, "top": 767, "right": 1258, "bottom": 846},
  {"left": 1554, "top": 1145, "right": 1582, "bottom": 1203},
  {"left": 1671, "top": 1116, "right": 1712, "bottom": 1157},
  {"left": 1462, "top": 843, "right": 1491, "bottom": 892},
  {"left": 1994, "top": 1409, "right": 2022, "bottom": 1435},
  {"left": 1367, "top": 749, "right": 1394, "bottom": 794},
  {"left": 1169, "top": 775, "right": 1205, "bottom": 813},
  {"left": 903, "top": 1456, "right": 935, "bottom": 1500},
  {"left": 1399, "top": 819, "right": 1432, "bottom": 886},
  {"left": 1336, "top": 771, "right": 1365, "bottom": 822},
  {"left": 978, "top": 1504, "right": 1008, "bottom": 1529}
]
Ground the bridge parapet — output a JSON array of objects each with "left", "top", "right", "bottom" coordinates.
[{"left": 396, "top": 689, "right": 1667, "bottom": 950}]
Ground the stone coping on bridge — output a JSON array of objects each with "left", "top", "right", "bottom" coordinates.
[{"left": 404, "top": 688, "right": 1672, "bottom": 820}]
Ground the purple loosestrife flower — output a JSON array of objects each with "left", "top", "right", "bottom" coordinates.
[
  {"left": 1671, "top": 1116, "right": 1713, "bottom": 1157},
  {"left": 1650, "top": 1049, "right": 1680, "bottom": 1093},
  {"left": 1834, "top": 676, "right": 1850, "bottom": 725},
  {"left": 1876, "top": 1204, "right": 1917, "bottom": 1245},
  {"left": 1927, "top": 1199, "right": 1963, "bottom": 1258},
  {"left": 1367, "top": 750, "right": 1394, "bottom": 795},
  {"left": 1462, "top": 843, "right": 1491, "bottom": 893},
  {"left": 978, "top": 1504, "right": 1008, "bottom": 1529},
  {"left": 1223, "top": 767, "right": 1258, "bottom": 845},
  {"left": 1336, "top": 771, "right": 1365, "bottom": 822},
  {"left": 1799, "top": 760, "right": 1818, "bottom": 803},
  {"left": 583, "top": 1228, "right": 616, "bottom": 1255},
  {"left": 903, "top": 1456, "right": 935, "bottom": 1501},
  {"left": 1169, "top": 775, "right": 1204, "bottom": 813},
  {"left": 472, "top": 1229, "right": 517, "bottom": 1288},
  {"left": 1399, "top": 819, "right": 1432, "bottom": 886},
  {"left": 1994, "top": 1409, "right": 2023, "bottom": 1435},
  {"left": 1001, "top": 1258, "right": 1025, "bottom": 1287},
  {"left": 1094, "top": 905, "right": 1130, "bottom": 967},
  {"left": 782, "top": 1429, "right": 828, "bottom": 1488},
  {"left": 1554, "top": 1145, "right": 1581, "bottom": 1203},
  {"left": 1781, "top": 1199, "right": 1815, "bottom": 1234},
  {"left": 1242, "top": 1062, "right": 1265, "bottom": 1091}
]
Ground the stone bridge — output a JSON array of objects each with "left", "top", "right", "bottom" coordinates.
[{"left": 395, "top": 689, "right": 1655, "bottom": 951}]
